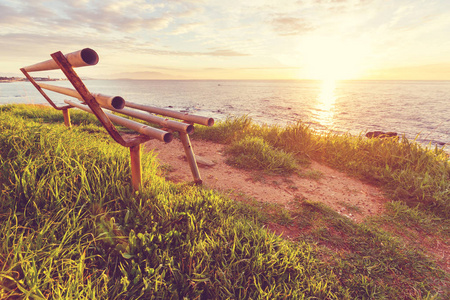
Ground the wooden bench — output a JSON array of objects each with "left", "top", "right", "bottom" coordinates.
[{"left": 21, "top": 48, "right": 214, "bottom": 190}]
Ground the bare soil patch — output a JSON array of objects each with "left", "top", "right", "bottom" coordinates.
[
  {"left": 143, "top": 138, "right": 389, "bottom": 224},
  {"left": 143, "top": 138, "right": 450, "bottom": 273}
]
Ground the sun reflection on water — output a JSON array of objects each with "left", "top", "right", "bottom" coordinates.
[{"left": 312, "top": 79, "right": 337, "bottom": 128}]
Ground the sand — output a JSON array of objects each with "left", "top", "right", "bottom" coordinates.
[
  {"left": 141, "top": 138, "right": 450, "bottom": 273},
  {"left": 142, "top": 138, "right": 388, "bottom": 224}
]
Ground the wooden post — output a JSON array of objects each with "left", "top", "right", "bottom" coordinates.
[
  {"left": 130, "top": 144, "right": 142, "bottom": 191},
  {"left": 62, "top": 108, "right": 71, "bottom": 128},
  {"left": 50, "top": 51, "right": 131, "bottom": 147},
  {"left": 179, "top": 132, "right": 202, "bottom": 184}
]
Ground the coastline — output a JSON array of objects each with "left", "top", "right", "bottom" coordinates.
[
  {"left": 1, "top": 103, "right": 448, "bottom": 298},
  {"left": 3, "top": 78, "right": 448, "bottom": 149},
  {"left": 0, "top": 77, "right": 63, "bottom": 83}
]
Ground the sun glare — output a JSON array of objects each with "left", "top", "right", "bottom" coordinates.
[
  {"left": 312, "top": 79, "right": 337, "bottom": 127},
  {"left": 301, "top": 37, "right": 368, "bottom": 81}
]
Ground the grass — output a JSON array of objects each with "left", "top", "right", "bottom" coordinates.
[
  {"left": 0, "top": 104, "right": 449, "bottom": 299},
  {"left": 225, "top": 136, "right": 298, "bottom": 174},
  {"left": 299, "top": 169, "right": 324, "bottom": 180},
  {"left": 290, "top": 199, "right": 447, "bottom": 298},
  {"left": 194, "top": 115, "right": 450, "bottom": 219}
]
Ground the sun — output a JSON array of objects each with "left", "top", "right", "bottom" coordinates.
[{"left": 301, "top": 37, "right": 369, "bottom": 81}]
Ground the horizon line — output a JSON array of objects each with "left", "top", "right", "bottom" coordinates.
[{"left": 2, "top": 75, "right": 450, "bottom": 82}]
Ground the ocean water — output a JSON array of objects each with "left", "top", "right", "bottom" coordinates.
[{"left": 1, "top": 79, "right": 449, "bottom": 149}]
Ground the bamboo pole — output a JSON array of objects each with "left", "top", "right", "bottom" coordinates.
[
  {"left": 126, "top": 101, "right": 214, "bottom": 126},
  {"left": 179, "top": 132, "right": 202, "bottom": 184},
  {"left": 62, "top": 108, "right": 71, "bottom": 128},
  {"left": 39, "top": 82, "right": 125, "bottom": 110},
  {"left": 108, "top": 106, "right": 194, "bottom": 134},
  {"left": 65, "top": 100, "right": 173, "bottom": 143},
  {"left": 130, "top": 144, "right": 142, "bottom": 190},
  {"left": 51, "top": 51, "right": 137, "bottom": 147},
  {"left": 23, "top": 48, "right": 99, "bottom": 72}
]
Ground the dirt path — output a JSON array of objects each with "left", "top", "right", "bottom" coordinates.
[
  {"left": 142, "top": 137, "right": 450, "bottom": 273},
  {"left": 143, "top": 138, "right": 389, "bottom": 223}
]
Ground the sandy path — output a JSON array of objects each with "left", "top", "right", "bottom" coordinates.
[
  {"left": 143, "top": 138, "right": 388, "bottom": 223},
  {"left": 141, "top": 136, "right": 449, "bottom": 273}
]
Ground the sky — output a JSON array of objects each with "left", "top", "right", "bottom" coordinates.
[{"left": 1, "top": 0, "right": 450, "bottom": 80}]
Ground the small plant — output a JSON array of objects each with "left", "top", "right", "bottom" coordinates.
[
  {"left": 158, "top": 163, "right": 174, "bottom": 176},
  {"left": 337, "top": 201, "right": 362, "bottom": 213},
  {"left": 288, "top": 185, "right": 298, "bottom": 190},
  {"left": 193, "top": 115, "right": 253, "bottom": 143},
  {"left": 278, "top": 209, "right": 293, "bottom": 226},
  {"left": 250, "top": 171, "right": 266, "bottom": 183},
  {"left": 299, "top": 169, "right": 324, "bottom": 180},
  {"left": 225, "top": 136, "right": 299, "bottom": 174}
]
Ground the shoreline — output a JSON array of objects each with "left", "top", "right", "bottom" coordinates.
[
  {"left": 5, "top": 102, "right": 450, "bottom": 155},
  {"left": 1, "top": 104, "right": 448, "bottom": 298},
  {"left": 0, "top": 77, "right": 63, "bottom": 83}
]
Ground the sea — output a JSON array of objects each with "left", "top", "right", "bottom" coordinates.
[{"left": 1, "top": 79, "right": 449, "bottom": 151}]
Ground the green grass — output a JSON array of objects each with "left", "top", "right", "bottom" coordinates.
[
  {"left": 225, "top": 136, "right": 298, "bottom": 174},
  {"left": 289, "top": 198, "right": 447, "bottom": 299},
  {"left": 194, "top": 115, "right": 450, "bottom": 219},
  {"left": 1, "top": 105, "right": 449, "bottom": 299}
]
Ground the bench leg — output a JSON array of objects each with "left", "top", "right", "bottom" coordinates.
[
  {"left": 62, "top": 108, "right": 71, "bottom": 128},
  {"left": 130, "top": 144, "right": 142, "bottom": 191},
  {"left": 179, "top": 132, "right": 202, "bottom": 184}
]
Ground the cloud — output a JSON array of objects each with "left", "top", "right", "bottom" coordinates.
[
  {"left": 61, "top": 2, "right": 173, "bottom": 33},
  {"left": 0, "top": 0, "right": 174, "bottom": 34},
  {"left": 206, "top": 49, "right": 248, "bottom": 57},
  {"left": 107, "top": 71, "right": 186, "bottom": 80},
  {"left": 366, "top": 63, "right": 450, "bottom": 80},
  {"left": 271, "top": 16, "right": 315, "bottom": 36},
  {"left": 139, "top": 47, "right": 248, "bottom": 57},
  {"left": 2, "top": 0, "right": 450, "bottom": 80},
  {"left": 0, "top": 34, "right": 77, "bottom": 59},
  {"left": 0, "top": 3, "right": 19, "bottom": 22},
  {"left": 170, "top": 22, "right": 203, "bottom": 35},
  {"left": 310, "top": 0, "right": 373, "bottom": 9},
  {"left": 0, "top": 2, "right": 48, "bottom": 28}
]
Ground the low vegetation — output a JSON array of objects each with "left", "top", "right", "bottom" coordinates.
[
  {"left": 0, "top": 104, "right": 448, "bottom": 299},
  {"left": 195, "top": 116, "right": 450, "bottom": 220},
  {"left": 225, "top": 136, "right": 299, "bottom": 174}
]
